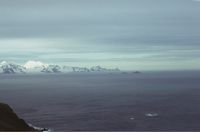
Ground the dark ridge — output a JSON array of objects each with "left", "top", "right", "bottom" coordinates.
[{"left": 0, "top": 103, "right": 36, "bottom": 131}]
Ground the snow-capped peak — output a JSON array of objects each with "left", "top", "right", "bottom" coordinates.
[
  {"left": 24, "top": 61, "right": 48, "bottom": 69},
  {"left": 0, "top": 61, "right": 8, "bottom": 65}
]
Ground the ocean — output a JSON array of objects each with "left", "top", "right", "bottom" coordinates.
[{"left": 0, "top": 71, "right": 200, "bottom": 131}]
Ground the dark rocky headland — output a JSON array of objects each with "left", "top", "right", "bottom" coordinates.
[{"left": 0, "top": 103, "right": 36, "bottom": 131}]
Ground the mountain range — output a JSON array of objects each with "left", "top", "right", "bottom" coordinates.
[{"left": 0, "top": 61, "right": 120, "bottom": 74}]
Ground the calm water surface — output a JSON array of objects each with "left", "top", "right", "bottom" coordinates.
[{"left": 0, "top": 71, "right": 200, "bottom": 131}]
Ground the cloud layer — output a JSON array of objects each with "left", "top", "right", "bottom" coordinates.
[{"left": 0, "top": 0, "right": 200, "bottom": 70}]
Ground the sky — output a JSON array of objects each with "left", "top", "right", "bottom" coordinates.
[{"left": 0, "top": 0, "right": 200, "bottom": 70}]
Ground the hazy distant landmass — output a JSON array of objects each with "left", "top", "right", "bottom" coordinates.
[{"left": 0, "top": 61, "right": 121, "bottom": 74}]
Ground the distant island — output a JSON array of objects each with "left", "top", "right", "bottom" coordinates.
[{"left": 133, "top": 71, "right": 141, "bottom": 74}]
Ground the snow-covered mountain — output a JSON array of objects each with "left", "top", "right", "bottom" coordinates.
[
  {"left": 0, "top": 61, "right": 121, "bottom": 74},
  {"left": 90, "top": 66, "right": 120, "bottom": 72},
  {"left": 24, "top": 61, "right": 49, "bottom": 73},
  {"left": 0, "top": 61, "right": 26, "bottom": 74},
  {"left": 24, "top": 61, "right": 48, "bottom": 69},
  {"left": 41, "top": 65, "right": 61, "bottom": 73},
  {"left": 63, "top": 66, "right": 90, "bottom": 73}
]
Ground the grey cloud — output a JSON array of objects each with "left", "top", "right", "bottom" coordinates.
[{"left": 0, "top": 0, "right": 200, "bottom": 70}]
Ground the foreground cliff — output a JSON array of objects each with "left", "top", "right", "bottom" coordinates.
[{"left": 0, "top": 103, "right": 35, "bottom": 131}]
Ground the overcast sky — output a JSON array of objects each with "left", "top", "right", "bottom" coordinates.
[{"left": 0, "top": 0, "right": 200, "bottom": 70}]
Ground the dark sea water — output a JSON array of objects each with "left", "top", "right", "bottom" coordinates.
[{"left": 0, "top": 71, "right": 200, "bottom": 131}]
